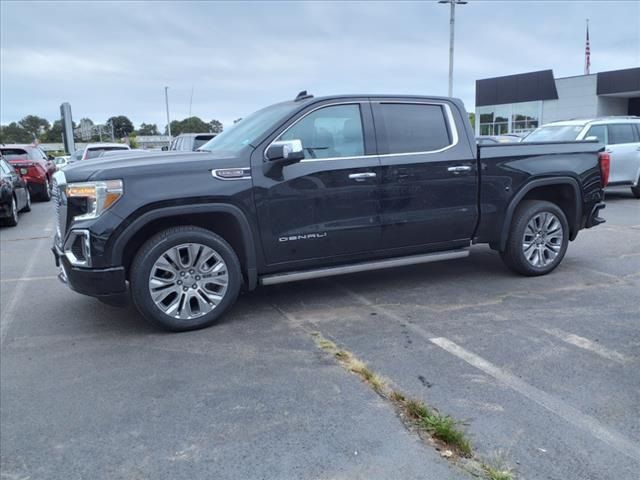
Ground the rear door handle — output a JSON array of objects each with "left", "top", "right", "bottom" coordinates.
[
  {"left": 447, "top": 165, "right": 472, "bottom": 173},
  {"left": 349, "top": 172, "right": 377, "bottom": 181}
]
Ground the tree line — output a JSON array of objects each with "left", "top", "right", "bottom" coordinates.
[{"left": 0, "top": 115, "right": 223, "bottom": 144}]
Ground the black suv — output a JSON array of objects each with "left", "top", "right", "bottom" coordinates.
[{"left": 53, "top": 92, "right": 607, "bottom": 331}]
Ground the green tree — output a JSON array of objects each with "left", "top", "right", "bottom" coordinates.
[
  {"left": 106, "top": 115, "right": 134, "bottom": 138},
  {"left": 137, "top": 123, "right": 159, "bottom": 135},
  {"left": 19, "top": 115, "right": 50, "bottom": 141},
  {"left": 208, "top": 119, "right": 223, "bottom": 134},
  {"left": 167, "top": 116, "right": 210, "bottom": 136},
  {"left": 468, "top": 112, "right": 475, "bottom": 129},
  {"left": 0, "top": 122, "right": 33, "bottom": 143}
]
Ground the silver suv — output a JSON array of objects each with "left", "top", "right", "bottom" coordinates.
[{"left": 525, "top": 117, "right": 640, "bottom": 198}]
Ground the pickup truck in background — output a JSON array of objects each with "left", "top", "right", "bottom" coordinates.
[{"left": 52, "top": 92, "right": 608, "bottom": 331}]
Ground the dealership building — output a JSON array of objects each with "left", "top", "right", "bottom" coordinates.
[{"left": 475, "top": 67, "right": 640, "bottom": 136}]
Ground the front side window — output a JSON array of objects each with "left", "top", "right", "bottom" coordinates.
[
  {"left": 607, "top": 124, "right": 637, "bottom": 145},
  {"left": 585, "top": 125, "right": 607, "bottom": 143},
  {"left": 278, "top": 104, "right": 364, "bottom": 159},
  {"left": 377, "top": 103, "right": 451, "bottom": 154}
]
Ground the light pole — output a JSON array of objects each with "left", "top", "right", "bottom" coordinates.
[
  {"left": 438, "top": 0, "right": 467, "bottom": 97},
  {"left": 164, "top": 86, "right": 172, "bottom": 138}
]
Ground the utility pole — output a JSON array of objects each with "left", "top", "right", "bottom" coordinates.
[
  {"left": 165, "top": 86, "right": 172, "bottom": 138},
  {"left": 189, "top": 85, "right": 194, "bottom": 118},
  {"left": 438, "top": 0, "right": 467, "bottom": 97}
]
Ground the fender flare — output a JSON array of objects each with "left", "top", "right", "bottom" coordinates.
[
  {"left": 111, "top": 203, "right": 258, "bottom": 290},
  {"left": 499, "top": 177, "right": 582, "bottom": 251}
]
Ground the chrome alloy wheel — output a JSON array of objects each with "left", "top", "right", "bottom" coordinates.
[
  {"left": 148, "top": 243, "right": 229, "bottom": 320},
  {"left": 522, "top": 212, "right": 563, "bottom": 268}
]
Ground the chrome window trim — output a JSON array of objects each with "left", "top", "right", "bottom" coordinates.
[{"left": 264, "top": 100, "right": 460, "bottom": 163}]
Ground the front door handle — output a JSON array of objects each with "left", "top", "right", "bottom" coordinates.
[
  {"left": 447, "top": 165, "right": 472, "bottom": 173},
  {"left": 349, "top": 172, "right": 377, "bottom": 181}
]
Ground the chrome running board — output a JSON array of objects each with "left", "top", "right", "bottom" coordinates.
[{"left": 260, "top": 249, "right": 470, "bottom": 286}]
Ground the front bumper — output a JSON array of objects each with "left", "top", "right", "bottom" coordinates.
[{"left": 52, "top": 242, "right": 128, "bottom": 301}]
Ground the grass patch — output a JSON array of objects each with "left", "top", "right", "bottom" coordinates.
[
  {"left": 484, "top": 464, "right": 514, "bottom": 480},
  {"left": 308, "top": 329, "right": 513, "bottom": 475}
]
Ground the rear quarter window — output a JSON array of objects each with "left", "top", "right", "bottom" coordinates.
[{"left": 375, "top": 103, "right": 452, "bottom": 154}]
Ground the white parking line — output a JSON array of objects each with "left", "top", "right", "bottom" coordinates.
[
  {"left": 0, "top": 275, "right": 58, "bottom": 283},
  {"left": 541, "top": 327, "right": 631, "bottom": 364},
  {"left": 429, "top": 337, "right": 640, "bottom": 462},
  {"left": 0, "top": 229, "right": 53, "bottom": 346}
]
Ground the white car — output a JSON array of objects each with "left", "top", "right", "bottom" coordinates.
[
  {"left": 525, "top": 117, "right": 640, "bottom": 198},
  {"left": 70, "top": 143, "right": 131, "bottom": 163},
  {"left": 53, "top": 155, "right": 70, "bottom": 169}
]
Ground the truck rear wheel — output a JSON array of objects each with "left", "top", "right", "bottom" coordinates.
[
  {"left": 130, "top": 226, "right": 242, "bottom": 331},
  {"left": 500, "top": 200, "right": 569, "bottom": 276}
]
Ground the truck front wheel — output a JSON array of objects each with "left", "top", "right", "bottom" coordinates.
[
  {"left": 500, "top": 200, "right": 569, "bottom": 276},
  {"left": 130, "top": 226, "right": 242, "bottom": 331}
]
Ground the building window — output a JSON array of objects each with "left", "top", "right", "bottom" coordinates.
[{"left": 477, "top": 101, "right": 541, "bottom": 136}]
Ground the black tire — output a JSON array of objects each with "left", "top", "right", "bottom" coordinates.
[
  {"left": 130, "top": 226, "right": 242, "bottom": 332},
  {"left": 39, "top": 178, "right": 52, "bottom": 202},
  {"left": 500, "top": 200, "right": 569, "bottom": 276},
  {"left": 4, "top": 196, "right": 19, "bottom": 227},
  {"left": 631, "top": 178, "right": 640, "bottom": 199},
  {"left": 20, "top": 188, "right": 31, "bottom": 212}
]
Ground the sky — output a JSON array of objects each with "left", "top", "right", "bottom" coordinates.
[{"left": 1, "top": 0, "right": 638, "bottom": 130}]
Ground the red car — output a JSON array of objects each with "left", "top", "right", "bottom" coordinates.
[{"left": 0, "top": 144, "right": 56, "bottom": 201}]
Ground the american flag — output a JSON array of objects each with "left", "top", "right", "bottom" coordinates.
[{"left": 585, "top": 20, "right": 591, "bottom": 75}]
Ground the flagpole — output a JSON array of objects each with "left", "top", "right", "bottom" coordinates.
[{"left": 585, "top": 18, "right": 591, "bottom": 75}]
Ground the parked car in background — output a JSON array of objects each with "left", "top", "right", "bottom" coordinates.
[
  {"left": 0, "top": 157, "right": 31, "bottom": 226},
  {"left": 97, "top": 149, "right": 153, "bottom": 159},
  {"left": 169, "top": 133, "right": 217, "bottom": 152},
  {"left": 524, "top": 117, "right": 640, "bottom": 198},
  {"left": 54, "top": 155, "right": 71, "bottom": 169},
  {"left": 476, "top": 134, "right": 523, "bottom": 145},
  {"left": 0, "top": 144, "right": 56, "bottom": 201},
  {"left": 52, "top": 92, "right": 608, "bottom": 331},
  {"left": 69, "top": 143, "right": 131, "bottom": 163}
]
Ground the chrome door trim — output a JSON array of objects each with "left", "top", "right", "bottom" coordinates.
[
  {"left": 260, "top": 248, "right": 470, "bottom": 285},
  {"left": 264, "top": 100, "right": 460, "bottom": 163}
]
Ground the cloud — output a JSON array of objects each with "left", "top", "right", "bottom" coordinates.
[{"left": 1, "top": 0, "right": 638, "bottom": 128}]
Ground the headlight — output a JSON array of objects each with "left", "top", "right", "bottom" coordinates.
[{"left": 66, "top": 180, "right": 123, "bottom": 220}]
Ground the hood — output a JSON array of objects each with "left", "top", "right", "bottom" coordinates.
[{"left": 63, "top": 151, "right": 247, "bottom": 183}]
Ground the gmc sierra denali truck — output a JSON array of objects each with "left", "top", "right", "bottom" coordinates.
[{"left": 52, "top": 93, "right": 608, "bottom": 331}]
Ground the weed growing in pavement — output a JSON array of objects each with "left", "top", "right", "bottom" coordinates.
[{"left": 310, "top": 329, "right": 516, "bottom": 478}]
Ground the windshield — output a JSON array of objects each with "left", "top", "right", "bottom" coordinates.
[
  {"left": 86, "top": 146, "right": 129, "bottom": 159},
  {"left": 524, "top": 125, "right": 584, "bottom": 142},
  {"left": 198, "top": 102, "right": 298, "bottom": 154},
  {"left": 0, "top": 148, "right": 29, "bottom": 161}
]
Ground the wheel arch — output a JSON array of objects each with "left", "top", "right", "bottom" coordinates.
[
  {"left": 112, "top": 204, "right": 258, "bottom": 290},
  {"left": 498, "top": 177, "right": 582, "bottom": 251}
]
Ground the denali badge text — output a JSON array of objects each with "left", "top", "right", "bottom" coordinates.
[{"left": 279, "top": 232, "right": 328, "bottom": 242}]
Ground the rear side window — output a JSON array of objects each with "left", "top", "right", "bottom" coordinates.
[
  {"left": 0, "top": 148, "right": 29, "bottom": 161},
  {"left": 376, "top": 103, "right": 451, "bottom": 154},
  {"left": 86, "top": 146, "right": 129, "bottom": 159},
  {"left": 607, "top": 124, "right": 637, "bottom": 144},
  {"left": 194, "top": 135, "right": 215, "bottom": 150}
]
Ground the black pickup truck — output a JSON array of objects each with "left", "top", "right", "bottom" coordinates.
[{"left": 52, "top": 93, "right": 608, "bottom": 331}]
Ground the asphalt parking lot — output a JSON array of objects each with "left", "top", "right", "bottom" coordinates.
[{"left": 1, "top": 189, "right": 638, "bottom": 480}]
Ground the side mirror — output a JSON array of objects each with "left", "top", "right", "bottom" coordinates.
[
  {"left": 161, "top": 146, "right": 168, "bottom": 151},
  {"left": 47, "top": 154, "right": 55, "bottom": 160},
  {"left": 265, "top": 140, "right": 304, "bottom": 164}
]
